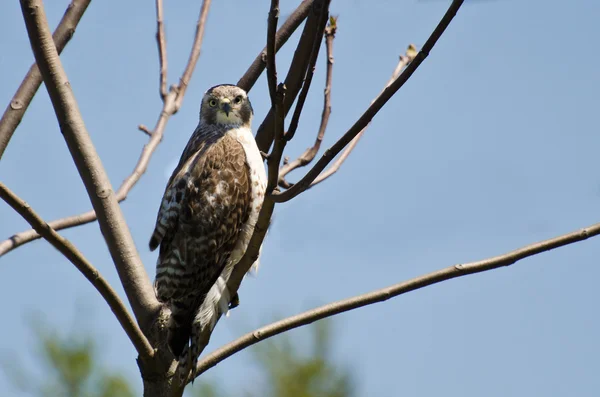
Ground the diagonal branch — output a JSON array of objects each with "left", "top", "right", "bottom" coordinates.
[
  {"left": 0, "top": 182, "right": 154, "bottom": 360},
  {"left": 308, "top": 43, "right": 417, "bottom": 188},
  {"left": 271, "top": 0, "right": 465, "bottom": 203},
  {"left": 278, "top": 16, "right": 337, "bottom": 187},
  {"left": 238, "top": 0, "right": 315, "bottom": 92},
  {"left": 0, "top": 0, "right": 213, "bottom": 259},
  {"left": 194, "top": 220, "right": 600, "bottom": 376},
  {"left": 19, "top": 0, "right": 159, "bottom": 327},
  {"left": 174, "top": 0, "right": 212, "bottom": 110},
  {"left": 0, "top": 0, "right": 91, "bottom": 160}
]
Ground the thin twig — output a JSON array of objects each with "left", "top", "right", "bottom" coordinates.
[
  {"left": 266, "top": 0, "right": 279, "bottom": 103},
  {"left": 156, "top": 0, "right": 168, "bottom": 99},
  {"left": 0, "top": 0, "right": 91, "bottom": 160},
  {"left": 271, "top": 0, "right": 465, "bottom": 203},
  {"left": 19, "top": 0, "right": 160, "bottom": 326},
  {"left": 0, "top": 0, "right": 213, "bottom": 259},
  {"left": 284, "top": 11, "right": 331, "bottom": 143},
  {"left": 138, "top": 124, "right": 152, "bottom": 136},
  {"left": 238, "top": 0, "right": 314, "bottom": 92},
  {"left": 174, "top": 0, "right": 212, "bottom": 110},
  {"left": 194, "top": 219, "right": 600, "bottom": 376},
  {"left": 310, "top": 44, "right": 417, "bottom": 187},
  {"left": 278, "top": 16, "right": 337, "bottom": 187},
  {"left": 0, "top": 182, "right": 155, "bottom": 360}
]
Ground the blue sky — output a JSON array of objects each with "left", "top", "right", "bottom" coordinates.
[{"left": 2, "top": 0, "right": 600, "bottom": 395}]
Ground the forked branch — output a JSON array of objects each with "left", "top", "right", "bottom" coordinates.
[
  {"left": 19, "top": 0, "right": 159, "bottom": 326},
  {"left": 0, "top": 182, "right": 154, "bottom": 360},
  {"left": 272, "top": 0, "right": 465, "bottom": 203},
  {"left": 194, "top": 219, "right": 600, "bottom": 376},
  {"left": 278, "top": 16, "right": 337, "bottom": 187},
  {"left": 0, "top": 0, "right": 308, "bottom": 259},
  {"left": 0, "top": 0, "right": 213, "bottom": 259},
  {"left": 309, "top": 43, "right": 417, "bottom": 188},
  {"left": 238, "top": 0, "right": 315, "bottom": 92}
]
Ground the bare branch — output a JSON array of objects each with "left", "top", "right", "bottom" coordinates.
[
  {"left": 284, "top": 11, "right": 331, "bottom": 143},
  {"left": 195, "top": 220, "right": 600, "bottom": 376},
  {"left": 156, "top": 0, "right": 168, "bottom": 99},
  {"left": 1, "top": 0, "right": 213, "bottom": 259},
  {"left": 267, "top": 0, "right": 329, "bottom": 192},
  {"left": 19, "top": 0, "right": 160, "bottom": 325},
  {"left": 267, "top": 84, "right": 287, "bottom": 194},
  {"left": 173, "top": 0, "right": 212, "bottom": 110},
  {"left": 0, "top": 0, "right": 91, "bottom": 160},
  {"left": 138, "top": 124, "right": 153, "bottom": 136},
  {"left": 0, "top": 182, "right": 154, "bottom": 360},
  {"left": 266, "top": 0, "right": 280, "bottom": 103},
  {"left": 278, "top": 17, "right": 337, "bottom": 187},
  {"left": 254, "top": 0, "right": 332, "bottom": 153},
  {"left": 238, "top": 0, "right": 314, "bottom": 92},
  {"left": 183, "top": 3, "right": 332, "bottom": 382},
  {"left": 271, "top": 0, "right": 465, "bottom": 203},
  {"left": 310, "top": 44, "right": 417, "bottom": 187}
]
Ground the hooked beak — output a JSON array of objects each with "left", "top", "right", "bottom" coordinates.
[{"left": 220, "top": 100, "right": 231, "bottom": 117}]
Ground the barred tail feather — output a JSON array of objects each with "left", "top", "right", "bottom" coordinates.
[{"left": 149, "top": 226, "right": 165, "bottom": 251}]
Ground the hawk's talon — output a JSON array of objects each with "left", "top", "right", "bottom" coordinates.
[{"left": 260, "top": 151, "right": 270, "bottom": 160}]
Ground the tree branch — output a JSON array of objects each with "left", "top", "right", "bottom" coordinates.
[
  {"left": 0, "top": 0, "right": 91, "bottom": 160},
  {"left": 0, "top": 0, "right": 213, "bottom": 259},
  {"left": 265, "top": 0, "right": 279, "bottom": 104},
  {"left": 254, "top": 0, "right": 331, "bottom": 153},
  {"left": 284, "top": 11, "right": 331, "bottom": 143},
  {"left": 278, "top": 16, "right": 337, "bottom": 187},
  {"left": 237, "top": 0, "right": 314, "bottom": 92},
  {"left": 309, "top": 44, "right": 417, "bottom": 188},
  {"left": 174, "top": 0, "right": 212, "bottom": 110},
  {"left": 155, "top": 0, "right": 168, "bottom": 100},
  {"left": 19, "top": 0, "right": 159, "bottom": 326},
  {"left": 0, "top": 182, "right": 155, "bottom": 360},
  {"left": 194, "top": 220, "right": 600, "bottom": 376},
  {"left": 271, "top": 0, "right": 465, "bottom": 203}
]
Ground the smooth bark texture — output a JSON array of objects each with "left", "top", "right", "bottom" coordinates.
[
  {"left": 19, "top": 0, "right": 160, "bottom": 328},
  {"left": 0, "top": 182, "right": 154, "bottom": 360},
  {"left": 0, "top": 0, "right": 91, "bottom": 159},
  {"left": 195, "top": 220, "right": 600, "bottom": 376},
  {"left": 238, "top": 0, "right": 314, "bottom": 92}
]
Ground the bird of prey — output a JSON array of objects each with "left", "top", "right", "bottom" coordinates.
[{"left": 149, "top": 84, "right": 267, "bottom": 370}]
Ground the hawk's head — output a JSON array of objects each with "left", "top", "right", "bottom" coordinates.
[{"left": 200, "top": 84, "right": 253, "bottom": 127}]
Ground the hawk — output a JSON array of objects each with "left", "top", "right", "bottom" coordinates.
[{"left": 149, "top": 84, "right": 267, "bottom": 369}]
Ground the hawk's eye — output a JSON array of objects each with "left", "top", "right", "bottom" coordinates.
[
  {"left": 208, "top": 99, "right": 217, "bottom": 107},
  {"left": 233, "top": 96, "right": 243, "bottom": 104}
]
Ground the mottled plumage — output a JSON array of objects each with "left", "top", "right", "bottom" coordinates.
[{"left": 149, "top": 85, "right": 266, "bottom": 371}]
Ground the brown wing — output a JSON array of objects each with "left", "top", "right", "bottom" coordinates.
[
  {"left": 153, "top": 134, "right": 251, "bottom": 302},
  {"left": 151, "top": 134, "right": 251, "bottom": 356}
]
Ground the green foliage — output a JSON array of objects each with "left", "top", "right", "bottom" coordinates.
[
  {"left": 249, "top": 320, "right": 353, "bottom": 397},
  {"left": 1, "top": 319, "right": 134, "bottom": 397},
  {"left": 3, "top": 318, "right": 353, "bottom": 397}
]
